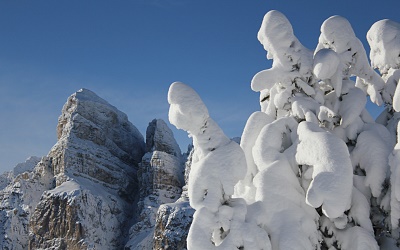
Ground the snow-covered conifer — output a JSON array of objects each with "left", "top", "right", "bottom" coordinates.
[
  {"left": 310, "top": 14, "right": 391, "bottom": 249},
  {"left": 168, "top": 9, "right": 400, "bottom": 250},
  {"left": 243, "top": 10, "right": 384, "bottom": 250},
  {"left": 168, "top": 82, "right": 270, "bottom": 249},
  {"left": 368, "top": 19, "right": 400, "bottom": 247},
  {"left": 368, "top": 19, "right": 400, "bottom": 136}
]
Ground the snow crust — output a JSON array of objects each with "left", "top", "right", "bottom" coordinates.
[
  {"left": 244, "top": 117, "right": 321, "bottom": 249},
  {"left": 339, "top": 87, "right": 367, "bottom": 127},
  {"left": 46, "top": 180, "right": 81, "bottom": 203},
  {"left": 320, "top": 215, "right": 379, "bottom": 250}
]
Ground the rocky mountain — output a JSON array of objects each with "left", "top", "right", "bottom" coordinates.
[{"left": 0, "top": 89, "right": 193, "bottom": 250}]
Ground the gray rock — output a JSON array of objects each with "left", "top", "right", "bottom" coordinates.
[
  {"left": 153, "top": 202, "right": 194, "bottom": 250},
  {"left": 146, "top": 119, "right": 181, "bottom": 157},
  {"left": 28, "top": 89, "right": 145, "bottom": 249},
  {"left": 125, "top": 119, "right": 184, "bottom": 249},
  {"left": 152, "top": 145, "right": 195, "bottom": 250}
]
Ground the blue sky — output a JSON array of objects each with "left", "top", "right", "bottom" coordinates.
[{"left": 0, "top": 0, "right": 399, "bottom": 173}]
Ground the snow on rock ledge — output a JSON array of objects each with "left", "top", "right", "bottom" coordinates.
[{"left": 29, "top": 180, "right": 127, "bottom": 249}]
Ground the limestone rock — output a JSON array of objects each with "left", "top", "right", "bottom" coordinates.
[
  {"left": 52, "top": 88, "right": 145, "bottom": 186},
  {"left": 153, "top": 201, "right": 194, "bottom": 250},
  {"left": 125, "top": 119, "right": 184, "bottom": 249},
  {"left": 146, "top": 119, "right": 181, "bottom": 157},
  {"left": 0, "top": 157, "right": 54, "bottom": 249},
  {"left": 152, "top": 145, "right": 195, "bottom": 250},
  {"left": 29, "top": 180, "right": 130, "bottom": 249},
  {"left": 28, "top": 89, "right": 145, "bottom": 249},
  {"left": 177, "top": 144, "right": 193, "bottom": 202}
]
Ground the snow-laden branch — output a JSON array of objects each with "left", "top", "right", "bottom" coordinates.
[{"left": 296, "top": 121, "right": 353, "bottom": 218}]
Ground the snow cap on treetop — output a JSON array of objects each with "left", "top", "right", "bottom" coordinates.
[
  {"left": 252, "top": 10, "right": 313, "bottom": 93},
  {"left": 317, "top": 15, "right": 385, "bottom": 105},
  {"left": 367, "top": 19, "right": 400, "bottom": 73},
  {"left": 168, "top": 82, "right": 209, "bottom": 134},
  {"left": 257, "top": 10, "right": 296, "bottom": 60},
  {"left": 319, "top": 15, "right": 356, "bottom": 54}
]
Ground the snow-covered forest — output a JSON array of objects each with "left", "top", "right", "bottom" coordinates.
[{"left": 168, "top": 10, "right": 400, "bottom": 250}]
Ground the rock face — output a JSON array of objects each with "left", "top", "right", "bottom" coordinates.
[
  {"left": 153, "top": 201, "right": 194, "bottom": 250},
  {"left": 27, "top": 89, "right": 145, "bottom": 249},
  {"left": 52, "top": 88, "right": 145, "bottom": 187},
  {"left": 125, "top": 119, "right": 184, "bottom": 249},
  {"left": 153, "top": 145, "right": 195, "bottom": 250}
]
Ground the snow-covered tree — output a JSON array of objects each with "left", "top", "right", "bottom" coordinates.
[
  {"left": 168, "top": 82, "right": 270, "bottom": 249},
  {"left": 368, "top": 19, "right": 400, "bottom": 247},
  {"left": 168, "top": 9, "right": 400, "bottom": 250},
  {"left": 312, "top": 15, "right": 393, "bottom": 249},
  {"left": 368, "top": 19, "right": 400, "bottom": 140}
]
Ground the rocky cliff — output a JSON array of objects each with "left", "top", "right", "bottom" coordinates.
[
  {"left": 153, "top": 145, "right": 195, "bottom": 250},
  {"left": 29, "top": 89, "right": 146, "bottom": 249},
  {"left": 125, "top": 119, "right": 185, "bottom": 249},
  {"left": 0, "top": 89, "right": 195, "bottom": 250}
]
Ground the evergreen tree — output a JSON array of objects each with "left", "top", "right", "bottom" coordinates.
[{"left": 168, "top": 9, "right": 399, "bottom": 250}]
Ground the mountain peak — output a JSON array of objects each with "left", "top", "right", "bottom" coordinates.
[
  {"left": 146, "top": 118, "right": 181, "bottom": 156},
  {"left": 74, "top": 88, "right": 113, "bottom": 106}
]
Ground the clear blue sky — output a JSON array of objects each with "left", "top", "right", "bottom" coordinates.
[{"left": 0, "top": 0, "right": 399, "bottom": 173}]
